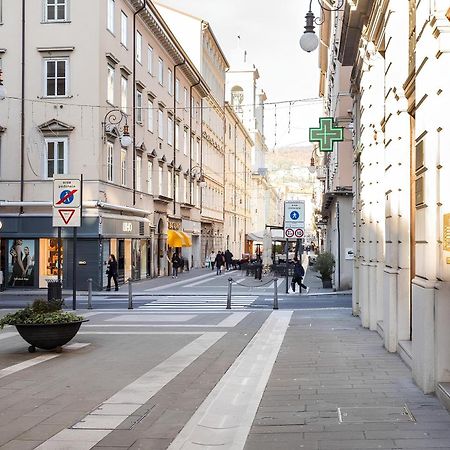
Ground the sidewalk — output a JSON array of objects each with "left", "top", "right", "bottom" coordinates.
[{"left": 245, "top": 309, "right": 450, "bottom": 450}]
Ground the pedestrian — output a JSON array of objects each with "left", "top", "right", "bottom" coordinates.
[
  {"left": 224, "top": 249, "right": 233, "bottom": 271},
  {"left": 215, "top": 251, "right": 225, "bottom": 275},
  {"left": 291, "top": 257, "right": 307, "bottom": 293},
  {"left": 106, "top": 254, "right": 119, "bottom": 291},
  {"left": 209, "top": 250, "right": 216, "bottom": 271},
  {"left": 171, "top": 252, "right": 181, "bottom": 278}
]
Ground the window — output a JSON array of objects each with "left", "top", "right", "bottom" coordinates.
[
  {"left": 158, "top": 58, "right": 163, "bottom": 85},
  {"left": 107, "top": 0, "right": 114, "bottom": 32},
  {"left": 167, "top": 116, "right": 173, "bottom": 146},
  {"left": 158, "top": 109, "right": 164, "bottom": 139},
  {"left": 175, "top": 78, "right": 180, "bottom": 103},
  {"left": 147, "top": 46, "right": 153, "bottom": 74},
  {"left": 121, "top": 75, "right": 127, "bottom": 112},
  {"left": 107, "top": 64, "right": 114, "bottom": 104},
  {"left": 158, "top": 165, "right": 163, "bottom": 195},
  {"left": 183, "top": 177, "right": 187, "bottom": 203},
  {"left": 167, "top": 169, "right": 173, "bottom": 197},
  {"left": 196, "top": 139, "right": 200, "bottom": 163},
  {"left": 136, "top": 31, "right": 142, "bottom": 63},
  {"left": 136, "top": 89, "right": 143, "bottom": 123},
  {"left": 136, "top": 155, "right": 142, "bottom": 191},
  {"left": 168, "top": 69, "right": 173, "bottom": 95},
  {"left": 45, "top": 0, "right": 67, "bottom": 22},
  {"left": 107, "top": 142, "right": 113, "bottom": 182},
  {"left": 183, "top": 128, "right": 188, "bottom": 155},
  {"left": 147, "top": 98, "right": 154, "bottom": 132},
  {"left": 175, "top": 122, "right": 180, "bottom": 151},
  {"left": 45, "top": 59, "right": 68, "bottom": 97},
  {"left": 184, "top": 87, "right": 188, "bottom": 110},
  {"left": 195, "top": 102, "right": 200, "bottom": 122},
  {"left": 45, "top": 138, "right": 67, "bottom": 178},
  {"left": 120, "top": 11, "right": 127, "bottom": 47},
  {"left": 175, "top": 173, "right": 179, "bottom": 203},
  {"left": 120, "top": 148, "right": 127, "bottom": 186},
  {"left": 147, "top": 160, "right": 153, "bottom": 194}
]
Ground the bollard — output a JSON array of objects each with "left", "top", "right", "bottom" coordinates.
[
  {"left": 273, "top": 277, "right": 279, "bottom": 310},
  {"left": 226, "top": 278, "right": 232, "bottom": 309},
  {"left": 87, "top": 278, "right": 93, "bottom": 310},
  {"left": 128, "top": 278, "right": 133, "bottom": 309}
]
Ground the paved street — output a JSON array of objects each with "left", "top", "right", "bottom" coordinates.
[{"left": 0, "top": 267, "right": 449, "bottom": 449}]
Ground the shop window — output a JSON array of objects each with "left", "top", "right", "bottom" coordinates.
[
  {"left": 7, "top": 239, "right": 36, "bottom": 287},
  {"left": 43, "top": 238, "right": 63, "bottom": 276}
]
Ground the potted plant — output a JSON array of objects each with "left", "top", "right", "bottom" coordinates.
[
  {"left": 315, "top": 252, "right": 335, "bottom": 288},
  {"left": 0, "top": 299, "right": 87, "bottom": 353}
]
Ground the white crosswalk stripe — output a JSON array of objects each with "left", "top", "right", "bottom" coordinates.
[{"left": 138, "top": 295, "right": 257, "bottom": 311}]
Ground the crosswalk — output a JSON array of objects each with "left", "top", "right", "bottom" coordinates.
[{"left": 138, "top": 295, "right": 257, "bottom": 311}]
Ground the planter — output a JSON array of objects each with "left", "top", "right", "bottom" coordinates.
[
  {"left": 15, "top": 320, "right": 88, "bottom": 353},
  {"left": 322, "top": 279, "right": 332, "bottom": 289}
]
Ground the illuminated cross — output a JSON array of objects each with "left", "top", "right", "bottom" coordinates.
[{"left": 309, "top": 117, "right": 344, "bottom": 152}]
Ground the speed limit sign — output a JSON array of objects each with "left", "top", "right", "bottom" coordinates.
[
  {"left": 295, "top": 228, "right": 304, "bottom": 238},
  {"left": 285, "top": 228, "right": 294, "bottom": 238}
]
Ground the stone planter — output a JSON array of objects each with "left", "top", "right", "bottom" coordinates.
[
  {"left": 15, "top": 320, "right": 88, "bottom": 353},
  {"left": 322, "top": 278, "right": 332, "bottom": 289}
]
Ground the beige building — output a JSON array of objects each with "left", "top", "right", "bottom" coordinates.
[
  {"left": 0, "top": 0, "right": 210, "bottom": 289},
  {"left": 328, "top": 0, "right": 450, "bottom": 404}
]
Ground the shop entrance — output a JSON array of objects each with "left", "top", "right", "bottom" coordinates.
[
  {"left": 157, "top": 219, "right": 164, "bottom": 276},
  {"left": 117, "top": 239, "right": 125, "bottom": 284}
]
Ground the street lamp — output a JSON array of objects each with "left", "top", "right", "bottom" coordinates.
[
  {"left": 191, "top": 164, "right": 207, "bottom": 188},
  {"left": 0, "top": 69, "right": 6, "bottom": 100},
  {"left": 308, "top": 146, "right": 320, "bottom": 174},
  {"left": 299, "top": 0, "right": 345, "bottom": 53},
  {"left": 102, "top": 109, "right": 133, "bottom": 147}
]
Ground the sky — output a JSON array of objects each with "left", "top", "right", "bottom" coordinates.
[{"left": 157, "top": 0, "right": 323, "bottom": 149}]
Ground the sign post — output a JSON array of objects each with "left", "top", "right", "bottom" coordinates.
[
  {"left": 53, "top": 175, "right": 82, "bottom": 310},
  {"left": 283, "top": 200, "right": 306, "bottom": 293}
]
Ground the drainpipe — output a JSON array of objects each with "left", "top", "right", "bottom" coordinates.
[
  {"left": 173, "top": 61, "right": 185, "bottom": 215},
  {"left": 199, "top": 97, "right": 204, "bottom": 214},
  {"left": 234, "top": 123, "right": 237, "bottom": 244},
  {"left": 132, "top": 3, "right": 145, "bottom": 206},
  {"left": 189, "top": 79, "right": 200, "bottom": 205},
  {"left": 20, "top": 0, "right": 25, "bottom": 214}
]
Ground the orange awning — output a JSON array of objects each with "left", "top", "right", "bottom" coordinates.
[{"left": 167, "top": 230, "right": 192, "bottom": 247}]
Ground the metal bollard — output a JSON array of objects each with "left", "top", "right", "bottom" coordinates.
[
  {"left": 273, "top": 277, "right": 279, "bottom": 310},
  {"left": 128, "top": 278, "right": 133, "bottom": 309},
  {"left": 87, "top": 278, "right": 93, "bottom": 309},
  {"left": 226, "top": 278, "right": 232, "bottom": 309}
]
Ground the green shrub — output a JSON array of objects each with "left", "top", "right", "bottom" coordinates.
[
  {"left": 0, "top": 298, "right": 83, "bottom": 329},
  {"left": 315, "top": 252, "right": 335, "bottom": 280}
]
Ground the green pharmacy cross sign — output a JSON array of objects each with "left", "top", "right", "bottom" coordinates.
[{"left": 309, "top": 117, "right": 344, "bottom": 152}]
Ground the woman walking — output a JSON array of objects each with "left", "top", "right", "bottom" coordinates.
[{"left": 106, "top": 254, "right": 119, "bottom": 291}]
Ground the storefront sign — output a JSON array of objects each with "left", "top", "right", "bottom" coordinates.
[
  {"left": 122, "top": 222, "right": 133, "bottom": 232},
  {"left": 168, "top": 221, "right": 181, "bottom": 230},
  {"left": 52, "top": 174, "right": 82, "bottom": 227},
  {"left": 444, "top": 213, "right": 450, "bottom": 251},
  {"left": 309, "top": 117, "right": 344, "bottom": 152},
  {"left": 6, "top": 239, "right": 35, "bottom": 287}
]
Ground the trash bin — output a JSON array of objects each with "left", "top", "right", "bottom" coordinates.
[{"left": 47, "top": 280, "right": 62, "bottom": 300}]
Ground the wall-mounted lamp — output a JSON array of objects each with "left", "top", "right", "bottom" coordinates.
[
  {"left": 299, "top": 0, "right": 345, "bottom": 53},
  {"left": 102, "top": 109, "right": 133, "bottom": 147},
  {"left": 191, "top": 164, "right": 207, "bottom": 188}
]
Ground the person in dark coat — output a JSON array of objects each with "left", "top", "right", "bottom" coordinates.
[
  {"left": 224, "top": 249, "right": 233, "bottom": 271},
  {"left": 291, "top": 257, "right": 307, "bottom": 293},
  {"left": 171, "top": 252, "right": 181, "bottom": 278},
  {"left": 215, "top": 251, "right": 225, "bottom": 275},
  {"left": 106, "top": 254, "right": 119, "bottom": 291}
]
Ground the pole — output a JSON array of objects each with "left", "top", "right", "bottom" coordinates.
[
  {"left": 87, "top": 278, "right": 93, "bottom": 310},
  {"left": 337, "top": 201, "right": 341, "bottom": 290},
  {"left": 128, "top": 277, "right": 133, "bottom": 309},
  {"left": 72, "top": 227, "right": 77, "bottom": 310},
  {"left": 226, "top": 277, "right": 232, "bottom": 309},
  {"left": 57, "top": 226, "right": 62, "bottom": 282},
  {"left": 299, "top": 237, "right": 303, "bottom": 294},
  {"left": 285, "top": 238, "right": 289, "bottom": 294},
  {"left": 273, "top": 277, "right": 278, "bottom": 310}
]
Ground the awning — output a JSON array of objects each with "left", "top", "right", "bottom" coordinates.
[{"left": 167, "top": 230, "right": 192, "bottom": 247}]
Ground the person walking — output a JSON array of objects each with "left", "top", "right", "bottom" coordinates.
[
  {"left": 215, "top": 251, "right": 225, "bottom": 275},
  {"left": 224, "top": 249, "right": 233, "bottom": 271},
  {"left": 171, "top": 252, "right": 181, "bottom": 278},
  {"left": 209, "top": 250, "right": 216, "bottom": 271},
  {"left": 106, "top": 254, "right": 119, "bottom": 291},
  {"left": 291, "top": 257, "right": 308, "bottom": 293}
]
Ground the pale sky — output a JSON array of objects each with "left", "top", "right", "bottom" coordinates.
[{"left": 157, "top": 0, "right": 323, "bottom": 149}]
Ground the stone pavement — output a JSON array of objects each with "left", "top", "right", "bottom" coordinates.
[{"left": 245, "top": 309, "right": 450, "bottom": 450}]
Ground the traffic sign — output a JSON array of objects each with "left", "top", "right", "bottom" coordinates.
[
  {"left": 284, "top": 200, "right": 305, "bottom": 239},
  {"left": 53, "top": 175, "right": 82, "bottom": 227}
]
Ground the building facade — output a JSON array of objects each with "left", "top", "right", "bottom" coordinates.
[{"left": 0, "top": 0, "right": 209, "bottom": 290}]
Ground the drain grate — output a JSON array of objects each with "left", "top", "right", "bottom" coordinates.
[{"left": 337, "top": 404, "right": 416, "bottom": 423}]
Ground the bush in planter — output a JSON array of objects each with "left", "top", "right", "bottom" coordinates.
[
  {"left": 0, "top": 298, "right": 84, "bottom": 329},
  {"left": 315, "top": 252, "right": 335, "bottom": 287}
]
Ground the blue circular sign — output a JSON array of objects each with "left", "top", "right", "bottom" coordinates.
[
  {"left": 290, "top": 211, "right": 299, "bottom": 220},
  {"left": 60, "top": 189, "right": 74, "bottom": 204}
]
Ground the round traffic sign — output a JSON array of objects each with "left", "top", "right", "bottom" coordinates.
[
  {"left": 59, "top": 189, "right": 75, "bottom": 204},
  {"left": 285, "top": 228, "right": 294, "bottom": 238},
  {"left": 290, "top": 211, "right": 300, "bottom": 220},
  {"left": 295, "top": 228, "right": 304, "bottom": 238}
]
